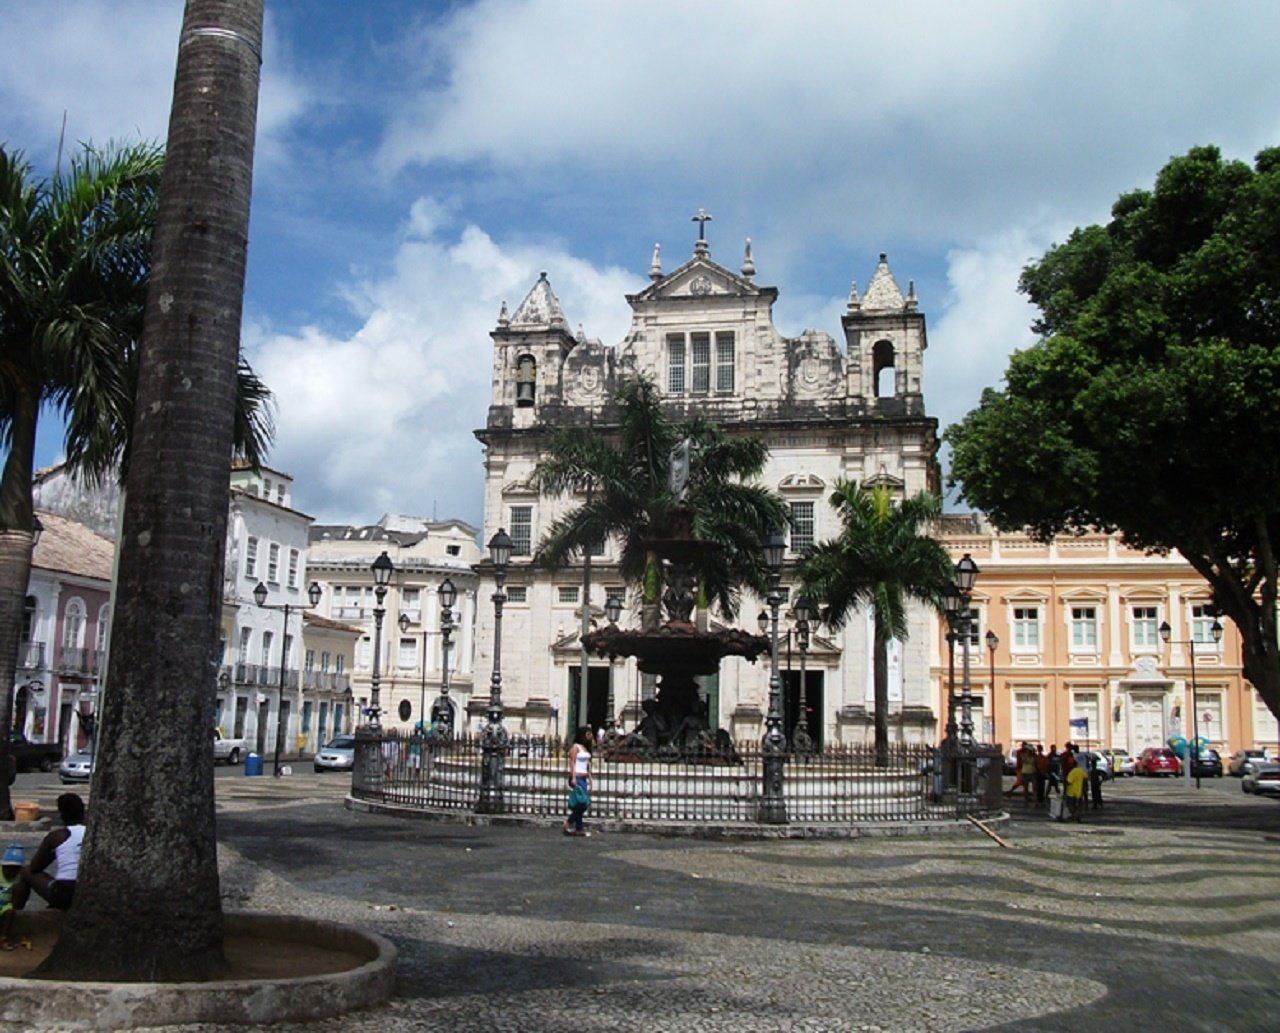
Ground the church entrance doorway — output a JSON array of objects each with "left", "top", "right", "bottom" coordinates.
[
  {"left": 568, "top": 666, "right": 611, "bottom": 736},
  {"left": 782, "top": 670, "right": 824, "bottom": 748}
]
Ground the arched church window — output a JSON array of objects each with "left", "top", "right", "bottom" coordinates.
[
  {"left": 873, "top": 339, "right": 896, "bottom": 397},
  {"left": 516, "top": 355, "right": 536, "bottom": 407}
]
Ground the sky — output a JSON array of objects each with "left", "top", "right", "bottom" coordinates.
[{"left": 5, "top": 1, "right": 1280, "bottom": 531}]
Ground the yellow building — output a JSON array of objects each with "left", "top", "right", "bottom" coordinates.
[{"left": 935, "top": 515, "right": 1279, "bottom": 758}]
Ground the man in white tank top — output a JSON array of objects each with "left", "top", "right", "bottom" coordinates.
[{"left": 14, "top": 792, "right": 85, "bottom": 911}]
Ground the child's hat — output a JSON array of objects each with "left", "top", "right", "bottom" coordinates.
[{"left": 2, "top": 845, "right": 23, "bottom": 866}]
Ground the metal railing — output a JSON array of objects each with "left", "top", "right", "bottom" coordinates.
[
  {"left": 352, "top": 730, "right": 1004, "bottom": 827},
  {"left": 18, "top": 642, "right": 45, "bottom": 670}
]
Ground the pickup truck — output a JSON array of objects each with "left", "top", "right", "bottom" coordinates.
[
  {"left": 8, "top": 731, "right": 62, "bottom": 773},
  {"left": 213, "top": 728, "right": 246, "bottom": 765}
]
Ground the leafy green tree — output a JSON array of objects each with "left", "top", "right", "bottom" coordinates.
[
  {"left": 30, "top": 0, "right": 268, "bottom": 980},
  {"left": 947, "top": 144, "right": 1280, "bottom": 722},
  {"left": 798, "top": 482, "right": 953, "bottom": 764},
  {"left": 531, "top": 374, "right": 788, "bottom": 628}
]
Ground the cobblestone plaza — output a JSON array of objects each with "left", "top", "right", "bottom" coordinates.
[{"left": 22, "top": 772, "right": 1278, "bottom": 1031}]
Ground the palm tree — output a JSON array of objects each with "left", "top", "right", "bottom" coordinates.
[
  {"left": 799, "top": 481, "right": 953, "bottom": 765},
  {"left": 0, "top": 141, "right": 273, "bottom": 822},
  {"left": 31, "top": 0, "right": 267, "bottom": 981},
  {"left": 531, "top": 375, "right": 787, "bottom": 628}
]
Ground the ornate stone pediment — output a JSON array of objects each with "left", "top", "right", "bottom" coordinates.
[{"left": 629, "top": 256, "right": 763, "bottom": 303}]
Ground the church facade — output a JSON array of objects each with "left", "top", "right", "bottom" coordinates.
[{"left": 473, "top": 224, "right": 943, "bottom": 746}]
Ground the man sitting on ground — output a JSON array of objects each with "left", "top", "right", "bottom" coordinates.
[{"left": 13, "top": 793, "right": 85, "bottom": 911}]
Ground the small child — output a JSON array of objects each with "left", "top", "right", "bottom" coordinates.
[{"left": 0, "top": 845, "right": 25, "bottom": 950}]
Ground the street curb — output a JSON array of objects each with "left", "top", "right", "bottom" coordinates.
[
  {"left": 0, "top": 910, "right": 396, "bottom": 1031},
  {"left": 345, "top": 794, "right": 1009, "bottom": 839}
]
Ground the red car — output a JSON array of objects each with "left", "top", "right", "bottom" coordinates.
[{"left": 1137, "top": 747, "right": 1181, "bottom": 777}]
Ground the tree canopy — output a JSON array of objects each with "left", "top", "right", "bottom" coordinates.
[
  {"left": 530, "top": 374, "right": 788, "bottom": 626},
  {"left": 946, "top": 144, "right": 1280, "bottom": 720}
]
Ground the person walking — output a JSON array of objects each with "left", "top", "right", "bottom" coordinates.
[
  {"left": 563, "top": 726, "right": 594, "bottom": 838},
  {"left": 1034, "top": 744, "right": 1049, "bottom": 803}
]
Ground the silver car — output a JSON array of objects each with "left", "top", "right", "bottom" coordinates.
[
  {"left": 1242, "top": 762, "right": 1280, "bottom": 796},
  {"left": 59, "top": 749, "right": 95, "bottom": 784},
  {"left": 313, "top": 735, "right": 355, "bottom": 773}
]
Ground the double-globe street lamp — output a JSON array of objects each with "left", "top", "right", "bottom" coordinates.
[
  {"left": 758, "top": 529, "right": 788, "bottom": 825},
  {"left": 254, "top": 578, "right": 322, "bottom": 777},
  {"left": 1159, "top": 617, "right": 1223, "bottom": 789},
  {"left": 354, "top": 551, "right": 395, "bottom": 795},
  {"left": 397, "top": 576, "right": 457, "bottom": 735},
  {"left": 941, "top": 554, "right": 980, "bottom": 794},
  {"left": 478, "top": 529, "right": 512, "bottom": 814},
  {"left": 759, "top": 594, "right": 813, "bottom": 752}
]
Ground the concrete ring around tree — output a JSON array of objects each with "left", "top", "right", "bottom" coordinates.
[{"left": 0, "top": 910, "right": 397, "bottom": 1030}]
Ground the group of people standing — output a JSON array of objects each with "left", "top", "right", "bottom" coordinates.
[{"left": 1006, "top": 741, "right": 1103, "bottom": 820}]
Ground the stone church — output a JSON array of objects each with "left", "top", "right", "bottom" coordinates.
[{"left": 473, "top": 221, "right": 942, "bottom": 747}]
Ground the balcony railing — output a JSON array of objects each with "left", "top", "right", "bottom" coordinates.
[
  {"left": 18, "top": 642, "right": 45, "bottom": 670},
  {"left": 302, "top": 670, "right": 352, "bottom": 692},
  {"left": 57, "top": 647, "right": 99, "bottom": 676}
]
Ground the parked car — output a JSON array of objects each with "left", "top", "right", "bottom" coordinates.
[
  {"left": 58, "top": 749, "right": 95, "bottom": 784},
  {"left": 1136, "top": 747, "right": 1181, "bottom": 777},
  {"left": 8, "top": 731, "right": 62, "bottom": 773},
  {"left": 1228, "top": 749, "right": 1269, "bottom": 777},
  {"left": 314, "top": 735, "right": 355, "bottom": 773},
  {"left": 213, "top": 728, "right": 246, "bottom": 765},
  {"left": 1076, "top": 751, "right": 1113, "bottom": 781},
  {"left": 1241, "top": 763, "right": 1280, "bottom": 796},
  {"left": 1190, "top": 748, "right": 1224, "bottom": 778},
  {"left": 1102, "top": 748, "right": 1136, "bottom": 777}
]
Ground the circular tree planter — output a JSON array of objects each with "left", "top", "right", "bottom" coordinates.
[{"left": 0, "top": 910, "right": 396, "bottom": 1031}]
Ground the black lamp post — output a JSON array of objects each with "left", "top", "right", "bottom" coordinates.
[
  {"left": 604, "top": 593, "right": 622, "bottom": 734},
  {"left": 354, "top": 551, "right": 394, "bottom": 797},
  {"left": 954, "top": 554, "right": 980, "bottom": 748},
  {"left": 478, "top": 529, "right": 512, "bottom": 813},
  {"left": 1160, "top": 617, "right": 1223, "bottom": 789},
  {"left": 792, "top": 593, "right": 813, "bottom": 752},
  {"left": 941, "top": 581, "right": 963, "bottom": 745},
  {"left": 255, "top": 578, "right": 322, "bottom": 777},
  {"left": 438, "top": 576, "right": 457, "bottom": 732},
  {"left": 758, "top": 529, "right": 788, "bottom": 824},
  {"left": 985, "top": 629, "right": 998, "bottom": 745}
]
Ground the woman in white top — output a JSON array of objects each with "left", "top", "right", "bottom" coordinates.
[{"left": 564, "top": 726, "right": 594, "bottom": 837}]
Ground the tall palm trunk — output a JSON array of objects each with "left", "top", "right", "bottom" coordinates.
[
  {"left": 0, "top": 370, "right": 40, "bottom": 819},
  {"left": 872, "top": 612, "right": 890, "bottom": 767},
  {"left": 40, "top": 0, "right": 264, "bottom": 981}
]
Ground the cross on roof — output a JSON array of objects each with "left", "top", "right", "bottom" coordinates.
[{"left": 691, "top": 208, "right": 712, "bottom": 241}]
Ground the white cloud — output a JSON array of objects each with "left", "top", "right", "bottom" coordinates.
[
  {"left": 245, "top": 207, "right": 640, "bottom": 527},
  {"left": 0, "top": 1, "right": 309, "bottom": 171}
]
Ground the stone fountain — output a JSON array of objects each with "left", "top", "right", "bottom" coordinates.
[{"left": 581, "top": 505, "right": 769, "bottom": 760}]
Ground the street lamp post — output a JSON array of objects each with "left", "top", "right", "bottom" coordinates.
[
  {"left": 255, "top": 579, "right": 322, "bottom": 777},
  {"left": 354, "top": 551, "right": 394, "bottom": 797},
  {"left": 792, "top": 594, "right": 813, "bottom": 752},
  {"left": 438, "top": 577, "right": 456, "bottom": 733},
  {"left": 1160, "top": 617, "right": 1223, "bottom": 789},
  {"left": 954, "top": 555, "right": 979, "bottom": 748},
  {"left": 985, "top": 629, "right": 998, "bottom": 744},
  {"left": 478, "top": 529, "right": 512, "bottom": 814},
  {"left": 941, "top": 582, "right": 962, "bottom": 747},
  {"left": 758, "top": 529, "right": 788, "bottom": 825},
  {"left": 604, "top": 593, "right": 622, "bottom": 737}
]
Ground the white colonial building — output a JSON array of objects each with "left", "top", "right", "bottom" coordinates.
[{"left": 473, "top": 224, "right": 942, "bottom": 746}]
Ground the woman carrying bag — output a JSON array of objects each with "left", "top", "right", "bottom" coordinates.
[{"left": 564, "top": 726, "right": 594, "bottom": 837}]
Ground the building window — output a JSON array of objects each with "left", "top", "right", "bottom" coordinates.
[
  {"left": 263, "top": 476, "right": 272, "bottom": 497},
  {"left": 558, "top": 586, "right": 579, "bottom": 604},
  {"left": 956, "top": 608, "right": 980, "bottom": 648},
  {"left": 305, "top": 649, "right": 315, "bottom": 671},
  {"left": 1190, "top": 604, "right": 1217, "bottom": 645},
  {"left": 276, "top": 484, "right": 286, "bottom": 504},
  {"left": 715, "top": 331, "right": 735, "bottom": 392},
  {"left": 335, "top": 654, "right": 344, "bottom": 674},
  {"left": 1200, "top": 692, "right": 1225, "bottom": 743},
  {"left": 238, "top": 627, "right": 252, "bottom": 663},
  {"left": 1131, "top": 605, "right": 1159, "bottom": 650},
  {"left": 261, "top": 631, "right": 274, "bottom": 669},
  {"left": 1013, "top": 690, "right": 1041, "bottom": 740},
  {"left": 245, "top": 536, "right": 259, "bottom": 579},
  {"left": 398, "top": 638, "right": 416, "bottom": 669},
  {"left": 320, "top": 651, "right": 331, "bottom": 672},
  {"left": 1070, "top": 606, "right": 1098, "bottom": 650},
  {"left": 447, "top": 544, "right": 461, "bottom": 556},
  {"left": 267, "top": 543, "right": 280, "bottom": 584},
  {"left": 691, "top": 332, "right": 711, "bottom": 393},
  {"left": 1012, "top": 606, "right": 1040, "bottom": 651},
  {"left": 506, "top": 586, "right": 528, "bottom": 604},
  {"left": 588, "top": 534, "right": 605, "bottom": 557},
  {"left": 666, "top": 334, "right": 685, "bottom": 393},
  {"left": 789, "top": 501, "right": 815, "bottom": 554},
  {"left": 62, "top": 599, "right": 86, "bottom": 649},
  {"left": 402, "top": 588, "right": 421, "bottom": 622},
  {"left": 287, "top": 549, "right": 299, "bottom": 589},
  {"left": 510, "top": 506, "right": 532, "bottom": 556},
  {"left": 96, "top": 604, "right": 110, "bottom": 653},
  {"left": 1071, "top": 690, "right": 1101, "bottom": 744},
  {"left": 282, "top": 634, "right": 293, "bottom": 669},
  {"left": 356, "top": 637, "right": 370, "bottom": 669}
]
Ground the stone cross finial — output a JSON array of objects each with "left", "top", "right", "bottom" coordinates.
[
  {"left": 692, "top": 208, "right": 712, "bottom": 256},
  {"left": 650, "top": 242, "right": 662, "bottom": 280},
  {"left": 741, "top": 237, "right": 755, "bottom": 279}
]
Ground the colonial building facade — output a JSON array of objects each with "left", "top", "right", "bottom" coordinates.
[
  {"left": 474, "top": 226, "right": 942, "bottom": 745},
  {"left": 932, "top": 516, "right": 1277, "bottom": 757}
]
